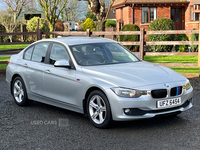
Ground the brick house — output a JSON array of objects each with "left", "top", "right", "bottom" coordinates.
[{"left": 112, "top": 0, "right": 200, "bottom": 31}]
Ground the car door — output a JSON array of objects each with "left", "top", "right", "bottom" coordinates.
[
  {"left": 22, "top": 42, "right": 50, "bottom": 95},
  {"left": 43, "top": 43, "right": 78, "bottom": 105}
]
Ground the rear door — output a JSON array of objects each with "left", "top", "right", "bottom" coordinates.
[{"left": 22, "top": 42, "right": 50, "bottom": 95}]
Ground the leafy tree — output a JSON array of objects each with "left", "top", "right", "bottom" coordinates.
[
  {"left": 37, "top": 0, "right": 67, "bottom": 32},
  {"left": 83, "top": 18, "right": 96, "bottom": 31},
  {"left": 26, "top": 17, "right": 49, "bottom": 32},
  {"left": 85, "top": 12, "right": 97, "bottom": 21},
  {"left": 86, "top": 0, "right": 114, "bottom": 31}
]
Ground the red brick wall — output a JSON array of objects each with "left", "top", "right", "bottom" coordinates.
[
  {"left": 185, "top": 0, "right": 199, "bottom": 31},
  {"left": 116, "top": 9, "right": 122, "bottom": 22},
  {"left": 157, "top": 7, "right": 171, "bottom": 19},
  {"left": 123, "top": 6, "right": 132, "bottom": 24}
]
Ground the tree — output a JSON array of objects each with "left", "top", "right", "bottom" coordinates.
[
  {"left": 26, "top": 17, "right": 49, "bottom": 32},
  {"left": 85, "top": 12, "right": 97, "bottom": 21},
  {"left": 1, "top": 0, "right": 33, "bottom": 23},
  {"left": 86, "top": 0, "right": 114, "bottom": 31},
  {"left": 60, "top": 0, "right": 83, "bottom": 21},
  {"left": 37, "top": 0, "right": 68, "bottom": 32},
  {"left": 0, "top": 10, "right": 19, "bottom": 42}
]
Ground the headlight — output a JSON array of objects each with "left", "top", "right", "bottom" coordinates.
[
  {"left": 183, "top": 80, "right": 191, "bottom": 90},
  {"left": 111, "top": 87, "right": 147, "bottom": 98}
]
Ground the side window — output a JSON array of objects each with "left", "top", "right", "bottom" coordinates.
[
  {"left": 49, "top": 44, "right": 69, "bottom": 65},
  {"left": 32, "top": 43, "right": 49, "bottom": 62},
  {"left": 24, "top": 47, "right": 33, "bottom": 60}
]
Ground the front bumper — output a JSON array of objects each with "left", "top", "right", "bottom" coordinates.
[{"left": 106, "top": 85, "right": 193, "bottom": 121}]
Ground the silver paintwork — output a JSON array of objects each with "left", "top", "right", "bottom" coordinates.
[{"left": 6, "top": 37, "right": 193, "bottom": 121}]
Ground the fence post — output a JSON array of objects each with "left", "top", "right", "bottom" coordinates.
[
  {"left": 37, "top": 29, "right": 42, "bottom": 40},
  {"left": 86, "top": 29, "right": 91, "bottom": 37},
  {"left": 140, "top": 28, "right": 144, "bottom": 60}
]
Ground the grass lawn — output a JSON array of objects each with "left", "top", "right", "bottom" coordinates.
[
  {"left": 169, "top": 67, "right": 199, "bottom": 73},
  {"left": 0, "top": 56, "right": 10, "bottom": 70},
  {"left": 0, "top": 44, "right": 29, "bottom": 51},
  {"left": 144, "top": 55, "right": 198, "bottom": 73},
  {"left": 144, "top": 56, "right": 198, "bottom": 63},
  {"left": 0, "top": 64, "right": 7, "bottom": 70},
  {"left": 0, "top": 56, "right": 10, "bottom": 61}
]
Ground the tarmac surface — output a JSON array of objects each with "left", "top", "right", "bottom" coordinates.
[{"left": 1, "top": 74, "right": 200, "bottom": 150}]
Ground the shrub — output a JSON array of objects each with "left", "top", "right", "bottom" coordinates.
[
  {"left": 175, "top": 34, "right": 189, "bottom": 52},
  {"left": 26, "top": 17, "right": 49, "bottom": 32},
  {"left": 55, "top": 22, "right": 64, "bottom": 31},
  {"left": 105, "top": 20, "right": 116, "bottom": 28},
  {"left": 191, "top": 28, "right": 199, "bottom": 52},
  {"left": 148, "top": 18, "right": 175, "bottom": 52},
  {"left": 120, "top": 24, "right": 140, "bottom": 50},
  {"left": 83, "top": 18, "right": 96, "bottom": 31}
]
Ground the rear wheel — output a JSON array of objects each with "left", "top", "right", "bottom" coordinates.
[
  {"left": 87, "top": 90, "right": 112, "bottom": 128},
  {"left": 12, "top": 76, "right": 32, "bottom": 106}
]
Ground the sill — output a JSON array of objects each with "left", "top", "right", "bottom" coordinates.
[
  {"left": 140, "top": 23, "right": 151, "bottom": 26},
  {"left": 187, "top": 21, "right": 199, "bottom": 24}
]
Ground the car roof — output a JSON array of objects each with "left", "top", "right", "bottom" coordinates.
[{"left": 40, "top": 36, "right": 117, "bottom": 46}]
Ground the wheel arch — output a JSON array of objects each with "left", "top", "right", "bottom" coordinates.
[
  {"left": 83, "top": 86, "right": 109, "bottom": 117},
  {"left": 10, "top": 74, "right": 23, "bottom": 95}
]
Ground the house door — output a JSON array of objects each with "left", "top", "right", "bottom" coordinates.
[{"left": 171, "top": 8, "right": 182, "bottom": 30}]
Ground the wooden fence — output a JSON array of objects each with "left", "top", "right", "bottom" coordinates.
[{"left": 0, "top": 28, "right": 199, "bottom": 74}]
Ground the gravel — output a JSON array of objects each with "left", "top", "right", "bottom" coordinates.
[{"left": 1, "top": 74, "right": 200, "bottom": 150}]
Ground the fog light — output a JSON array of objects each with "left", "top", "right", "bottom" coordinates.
[{"left": 124, "top": 108, "right": 131, "bottom": 114}]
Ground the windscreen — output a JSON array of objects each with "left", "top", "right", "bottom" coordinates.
[{"left": 70, "top": 43, "right": 139, "bottom": 66}]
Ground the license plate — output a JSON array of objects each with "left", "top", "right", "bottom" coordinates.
[{"left": 157, "top": 97, "right": 181, "bottom": 108}]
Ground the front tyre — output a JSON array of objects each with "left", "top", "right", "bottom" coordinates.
[
  {"left": 12, "top": 76, "right": 32, "bottom": 106},
  {"left": 87, "top": 90, "right": 112, "bottom": 128}
]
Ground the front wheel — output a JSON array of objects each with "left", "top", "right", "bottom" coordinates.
[
  {"left": 87, "top": 90, "right": 112, "bottom": 128},
  {"left": 12, "top": 76, "right": 32, "bottom": 106}
]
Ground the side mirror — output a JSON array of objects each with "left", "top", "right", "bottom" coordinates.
[
  {"left": 54, "top": 59, "right": 71, "bottom": 68},
  {"left": 134, "top": 53, "right": 141, "bottom": 60}
]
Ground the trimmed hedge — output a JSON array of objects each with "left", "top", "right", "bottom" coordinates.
[
  {"left": 105, "top": 20, "right": 116, "bottom": 28},
  {"left": 148, "top": 18, "right": 175, "bottom": 52},
  {"left": 120, "top": 24, "right": 140, "bottom": 50},
  {"left": 83, "top": 18, "right": 96, "bottom": 31}
]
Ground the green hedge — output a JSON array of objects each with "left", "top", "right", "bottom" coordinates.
[{"left": 148, "top": 18, "right": 175, "bottom": 52}]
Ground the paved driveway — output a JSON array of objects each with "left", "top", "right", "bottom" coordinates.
[{"left": 1, "top": 75, "right": 200, "bottom": 150}]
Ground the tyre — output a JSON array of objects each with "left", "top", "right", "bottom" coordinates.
[
  {"left": 12, "top": 76, "right": 32, "bottom": 106},
  {"left": 87, "top": 90, "right": 112, "bottom": 128}
]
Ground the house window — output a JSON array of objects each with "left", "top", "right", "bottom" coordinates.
[
  {"left": 142, "top": 7, "right": 156, "bottom": 23},
  {"left": 191, "top": 7, "right": 199, "bottom": 21}
]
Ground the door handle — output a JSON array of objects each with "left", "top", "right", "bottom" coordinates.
[
  {"left": 44, "top": 69, "right": 51, "bottom": 74},
  {"left": 23, "top": 63, "right": 28, "bottom": 67}
]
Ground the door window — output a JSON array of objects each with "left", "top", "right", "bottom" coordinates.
[
  {"left": 49, "top": 44, "right": 69, "bottom": 65},
  {"left": 32, "top": 43, "right": 49, "bottom": 62},
  {"left": 24, "top": 46, "right": 33, "bottom": 60}
]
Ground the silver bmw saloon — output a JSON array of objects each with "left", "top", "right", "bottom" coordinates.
[{"left": 6, "top": 37, "right": 193, "bottom": 128}]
